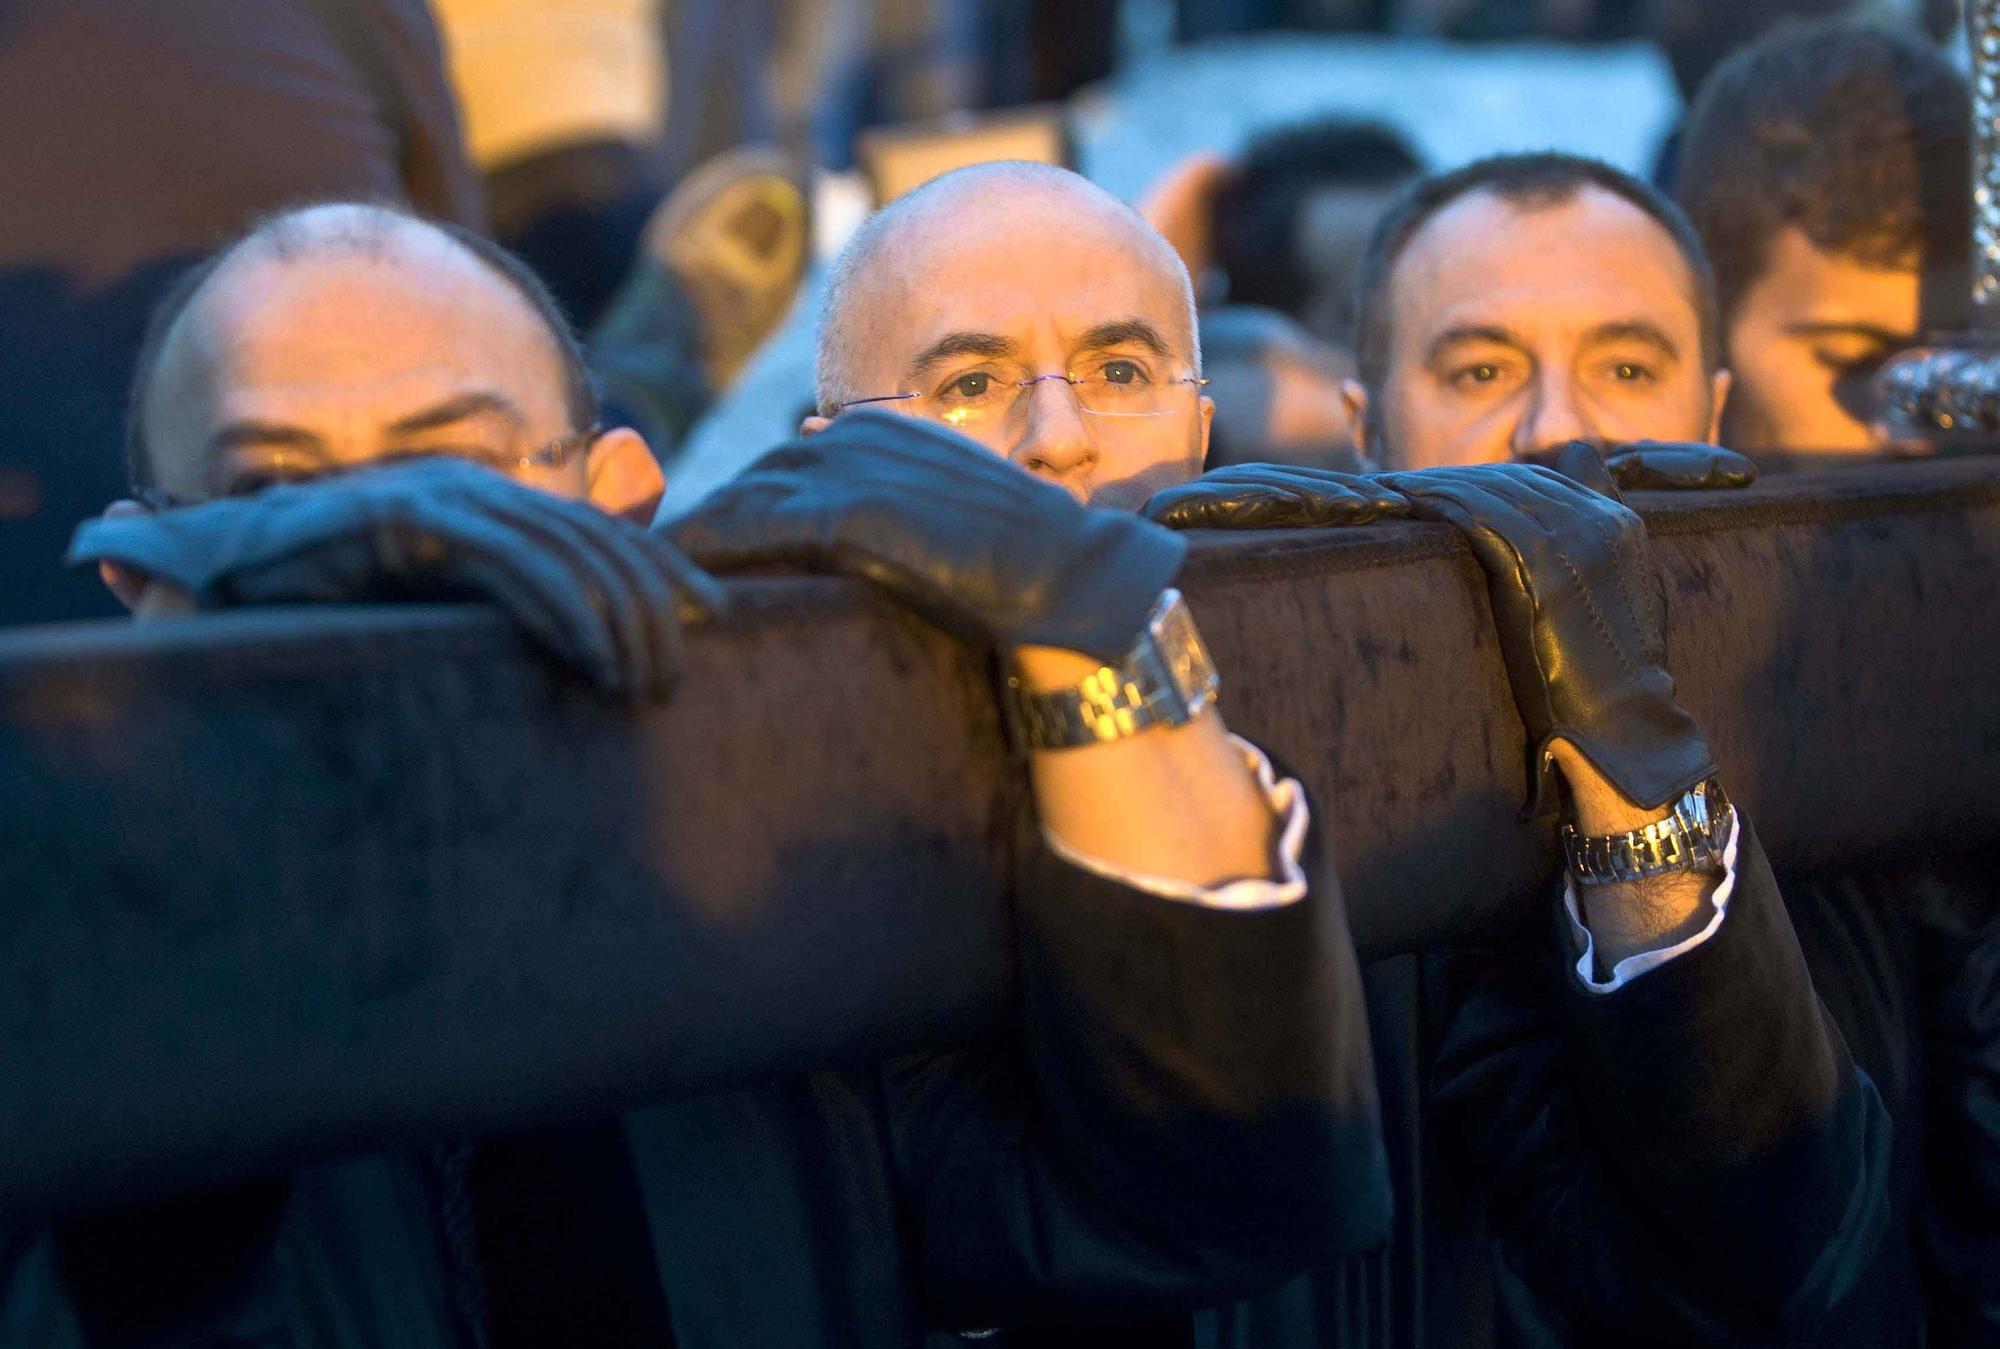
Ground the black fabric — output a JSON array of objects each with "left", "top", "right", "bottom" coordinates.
[
  {"left": 623, "top": 821, "right": 1388, "bottom": 1347},
  {"left": 19, "top": 1155, "right": 471, "bottom": 1349},
  {"left": 486, "top": 140, "right": 664, "bottom": 333},
  {"left": 467, "top": 1123, "right": 674, "bottom": 1349},
  {"left": 0, "top": 0, "right": 482, "bottom": 628},
  {"left": 1428, "top": 820, "right": 1894, "bottom": 1346},
  {"left": 1906, "top": 865, "right": 2000, "bottom": 1346}
]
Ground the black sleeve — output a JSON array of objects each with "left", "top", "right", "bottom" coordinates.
[
  {"left": 886, "top": 804, "right": 1390, "bottom": 1330},
  {"left": 1429, "top": 815, "right": 1894, "bottom": 1344},
  {"left": 1910, "top": 862, "right": 2000, "bottom": 1347}
]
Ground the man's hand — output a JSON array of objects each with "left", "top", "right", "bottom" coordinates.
[
  {"left": 1533, "top": 439, "right": 1758, "bottom": 492},
  {"left": 68, "top": 458, "right": 722, "bottom": 702},
  {"left": 663, "top": 410, "right": 1184, "bottom": 662},
  {"left": 667, "top": 412, "right": 1293, "bottom": 890},
  {"left": 1375, "top": 463, "right": 1714, "bottom": 816},
  {"left": 1140, "top": 464, "right": 1413, "bottom": 530}
]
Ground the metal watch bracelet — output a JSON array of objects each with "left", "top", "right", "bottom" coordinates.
[
  {"left": 1003, "top": 590, "right": 1219, "bottom": 752},
  {"left": 1562, "top": 779, "right": 1733, "bottom": 886}
]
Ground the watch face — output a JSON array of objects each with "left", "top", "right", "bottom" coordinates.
[{"left": 1150, "top": 592, "right": 1219, "bottom": 710}]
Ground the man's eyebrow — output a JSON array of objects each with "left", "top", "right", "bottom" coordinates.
[
  {"left": 1783, "top": 320, "right": 1911, "bottom": 345},
  {"left": 1583, "top": 320, "right": 1681, "bottom": 359},
  {"left": 1424, "top": 324, "right": 1525, "bottom": 364},
  {"left": 1076, "top": 319, "right": 1173, "bottom": 358},
  {"left": 385, "top": 391, "right": 528, "bottom": 437},
  {"left": 208, "top": 421, "right": 326, "bottom": 457},
  {"left": 909, "top": 332, "right": 1018, "bottom": 378}
]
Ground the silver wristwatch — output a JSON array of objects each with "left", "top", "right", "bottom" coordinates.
[
  {"left": 1004, "top": 589, "right": 1220, "bottom": 751},
  {"left": 1562, "top": 778, "right": 1734, "bottom": 886}
]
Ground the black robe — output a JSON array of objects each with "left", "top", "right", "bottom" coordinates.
[
  {"left": 1199, "top": 816, "right": 1932, "bottom": 1348},
  {"left": 10, "top": 811, "right": 1392, "bottom": 1348}
]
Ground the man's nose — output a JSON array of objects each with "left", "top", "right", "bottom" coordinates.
[
  {"left": 1512, "top": 374, "right": 1594, "bottom": 459},
  {"left": 1011, "top": 377, "right": 1097, "bottom": 490}
]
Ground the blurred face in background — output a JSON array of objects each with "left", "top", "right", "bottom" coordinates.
[
  {"left": 1360, "top": 185, "right": 1727, "bottom": 468},
  {"left": 814, "top": 176, "right": 1213, "bottom": 511},
  {"left": 1719, "top": 227, "right": 1925, "bottom": 456},
  {"left": 1201, "top": 307, "right": 1362, "bottom": 470}
]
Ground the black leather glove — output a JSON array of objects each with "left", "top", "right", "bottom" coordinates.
[
  {"left": 68, "top": 458, "right": 723, "bottom": 701},
  {"left": 662, "top": 410, "right": 1184, "bottom": 662},
  {"left": 1607, "top": 441, "right": 1757, "bottom": 490},
  {"left": 1138, "top": 463, "right": 1413, "bottom": 529},
  {"left": 1375, "top": 463, "right": 1715, "bottom": 813},
  {"left": 1531, "top": 439, "right": 1758, "bottom": 492}
]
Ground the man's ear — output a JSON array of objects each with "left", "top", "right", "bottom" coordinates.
[
  {"left": 800, "top": 415, "right": 832, "bottom": 436},
  {"left": 1707, "top": 367, "right": 1732, "bottom": 446},
  {"left": 585, "top": 426, "right": 667, "bottom": 523},
  {"left": 1340, "top": 379, "right": 1381, "bottom": 467},
  {"left": 96, "top": 499, "right": 153, "bottom": 612},
  {"left": 1196, "top": 393, "right": 1214, "bottom": 466}
]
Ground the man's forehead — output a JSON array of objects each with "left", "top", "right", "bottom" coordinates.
[
  {"left": 172, "top": 245, "right": 561, "bottom": 404},
  {"left": 869, "top": 205, "right": 1191, "bottom": 357},
  {"left": 1393, "top": 185, "right": 1703, "bottom": 339}
]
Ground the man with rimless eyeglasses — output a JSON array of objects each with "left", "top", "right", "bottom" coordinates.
[{"left": 800, "top": 162, "right": 1213, "bottom": 513}]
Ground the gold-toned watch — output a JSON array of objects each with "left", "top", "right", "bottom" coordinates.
[
  {"left": 1004, "top": 589, "right": 1219, "bottom": 751},
  {"left": 1562, "top": 778, "right": 1734, "bottom": 886}
]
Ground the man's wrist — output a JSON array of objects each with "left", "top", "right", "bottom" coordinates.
[
  {"left": 1005, "top": 591, "right": 1219, "bottom": 753},
  {"left": 1012, "top": 645, "right": 1109, "bottom": 691}
]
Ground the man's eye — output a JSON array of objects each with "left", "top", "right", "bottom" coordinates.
[
  {"left": 1451, "top": 363, "right": 1504, "bottom": 388},
  {"left": 389, "top": 445, "right": 513, "bottom": 469},
  {"left": 222, "top": 470, "right": 285, "bottom": 497},
  {"left": 221, "top": 459, "right": 328, "bottom": 496},
  {"left": 1812, "top": 344, "right": 1889, "bottom": 374},
  {"left": 1097, "top": 358, "right": 1150, "bottom": 386},
  {"left": 942, "top": 372, "right": 995, "bottom": 401},
  {"left": 1609, "top": 362, "right": 1656, "bottom": 383}
]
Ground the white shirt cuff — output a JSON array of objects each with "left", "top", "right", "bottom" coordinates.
[
  {"left": 1039, "top": 735, "right": 1308, "bottom": 912},
  {"left": 1564, "top": 809, "right": 1740, "bottom": 994}
]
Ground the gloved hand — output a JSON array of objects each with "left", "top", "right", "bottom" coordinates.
[
  {"left": 1532, "top": 439, "right": 1758, "bottom": 493},
  {"left": 662, "top": 410, "right": 1184, "bottom": 662},
  {"left": 1375, "top": 463, "right": 1715, "bottom": 814},
  {"left": 68, "top": 458, "right": 723, "bottom": 702},
  {"left": 1139, "top": 463, "right": 1413, "bottom": 529}
]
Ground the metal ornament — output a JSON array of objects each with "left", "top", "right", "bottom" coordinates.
[{"left": 1876, "top": 0, "right": 2000, "bottom": 438}]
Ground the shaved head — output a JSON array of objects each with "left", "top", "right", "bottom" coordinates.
[
  {"left": 130, "top": 202, "right": 595, "bottom": 493},
  {"left": 815, "top": 162, "right": 1200, "bottom": 414}
]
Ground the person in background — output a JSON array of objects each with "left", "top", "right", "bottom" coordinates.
[
  {"left": 1674, "top": 20, "right": 1970, "bottom": 464},
  {"left": 1213, "top": 118, "right": 1426, "bottom": 348},
  {"left": 1199, "top": 307, "right": 1366, "bottom": 470},
  {"left": 1681, "top": 27, "right": 2000, "bottom": 1340},
  {"left": 1343, "top": 152, "right": 1729, "bottom": 470},
  {"left": 0, "top": 0, "right": 483, "bottom": 628},
  {"left": 1138, "top": 118, "right": 1424, "bottom": 353},
  {"left": 430, "top": 0, "right": 672, "bottom": 331}
]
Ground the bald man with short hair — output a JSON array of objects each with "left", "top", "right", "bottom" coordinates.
[{"left": 805, "top": 162, "right": 1213, "bottom": 513}]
